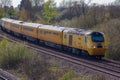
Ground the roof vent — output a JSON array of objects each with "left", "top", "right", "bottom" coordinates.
[{"left": 19, "top": 22, "right": 24, "bottom": 24}]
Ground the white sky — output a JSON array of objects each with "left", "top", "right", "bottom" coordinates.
[{"left": 12, "top": 0, "right": 115, "bottom": 7}]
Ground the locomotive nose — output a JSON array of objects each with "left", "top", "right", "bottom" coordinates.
[{"left": 88, "top": 48, "right": 106, "bottom": 56}]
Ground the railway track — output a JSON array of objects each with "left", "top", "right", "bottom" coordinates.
[
  {"left": 103, "top": 59, "right": 120, "bottom": 68},
  {"left": 26, "top": 44, "right": 120, "bottom": 79},
  {"left": 0, "top": 30, "right": 120, "bottom": 79},
  {"left": 0, "top": 69, "right": 19, "bottom": 80},
  {"left": 0, "top": 77, "right": 6, "bottom": 80}
]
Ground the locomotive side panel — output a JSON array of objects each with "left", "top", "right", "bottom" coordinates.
[
  {"left": 63, "top": 33, "right": 69, "bottom": 47},
  {"left": 11, "top": 23, "right": 22, "bottom": 34},
  {"left": 21, "top": 25, "right": 38, "bottom": 39},
  {"left": 38, "top": 29, "right": 63, "bottom": 45},
  {"left": 77, "top": 36, "right": 87, "bottom": 50},
  {"left": 63, "top": 32, "right": 87, "bottom": 50}
]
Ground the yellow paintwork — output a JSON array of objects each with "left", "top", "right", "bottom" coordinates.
[
  {"left": 88, "top": 48, "right": 106, "bottom": 55},
  {"left": 38, "top": 29, "right": 63, "bottom": 44},
  {"left": 4, "top": 21, "right": 11, "bottom": 30},
  {"left": 63, "top": 33, "right": 107, "bottom": 56},
  {"left": 86, "top": 36, "right": 107, "bottom": 56},
  {"left": 63, "top": 33, "right": 87, "bottom": 50},
  {"left": 11, "top": 23, "right": 21, "bottom": 34},
  {"left": 21, "top": 26, "right": 38, "bottom": 39}
]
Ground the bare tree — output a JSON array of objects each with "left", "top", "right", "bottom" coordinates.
[
  {"left": 19, "top": 0, "right": 45, "bottom": 21},
  {"left": 67, "top": 0, "right": 72, "bottom": 7},
  {"left": 30, "top": 0, "right": 45, "bottom": 19},
  {"left": 79, "top": 0, "right": 91, "bottom": 15},
  {"left": 19, "top": 0, "right": 34, "bottom": 21},
  {"left": 59, "top": 0, "right": 92, "bottom": 20},
  {"left": 0, "top": 0, "right": 12, "bottom": 7},
  {"left": 0, "top": 0, "right": 12, "bottom": 17},
  {"left": 114, "top": 0, "right": 120, "bottom": 6},
  {"left": 30, "top": 0, "right": 44, "bottom": 7},
  {"left": 60, "top": 0, "right": 66, "bottom": 8},
  {"left": 19, "top": 0, "right": 32, "bottom": 11}
]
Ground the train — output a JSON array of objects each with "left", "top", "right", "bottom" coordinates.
[{"left": 0, "top": 18, "right": 107, "bottom": 58}]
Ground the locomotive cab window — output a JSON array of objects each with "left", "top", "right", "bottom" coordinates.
[{"left": 91, "top": 32, "right": 104, "bottom": 42}]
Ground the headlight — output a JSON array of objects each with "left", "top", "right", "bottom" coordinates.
[{"left": 91, "top": 46, "right": 96, "bottom": 48}]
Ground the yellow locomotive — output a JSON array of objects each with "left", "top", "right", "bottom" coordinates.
[
  {"left": 63, "top": 29, "right": 107, "bottom": 57},
  {"left": 0, "top": 18, "right": 107, "bottom": 58}
]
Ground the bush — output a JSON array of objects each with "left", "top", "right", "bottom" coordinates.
[
  {"left": 94, "top": 19, "right": 120, "bottom": 60},
  {"left": 0, "top": 39, "right": 31, "bottom": 69},
  {"left": 23, "top": 54, "right": 52, "bottom": 80},
  {"left": 59, "top": 70, "right": 75, "bottom": 80},
  {"left": 59, "top": 70, "right": 105, "bottom": 80}
]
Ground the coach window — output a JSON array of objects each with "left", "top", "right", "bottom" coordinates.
[
  {"left": 23, "top": 27, "right": 33, "bottom": 32},
  {"left": 40, "top": 30, "right": 45, "bottom": 34},
  {"left": 53, "top": 32, "right": 58, "bottom": 35},
  {"left": 49, "top": 32, "right": 51, "bottom": 34},
  {"left": 13, "top": 24, "right": 19, "bottom": 28},
  {"left": 45, "top": 31, "right": 48, "bottom": 34}
]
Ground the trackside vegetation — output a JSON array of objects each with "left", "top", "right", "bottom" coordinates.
[
  {"left": 59, "top": 71, "right": 105, "bottom": 80},
  {"left": 0, "top": 39, "right": 106, "bottom": 80},
  {"left": 0, "top": 38, "right": 31, "bottom": 69}
]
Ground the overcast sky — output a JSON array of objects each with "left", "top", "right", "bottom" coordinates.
[{"left": 12, "top": 0, "right": 115, "bottom": 7}]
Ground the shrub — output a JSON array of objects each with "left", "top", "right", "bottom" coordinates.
[
  {"left": 20, "top": 77, "right": 26, "bottom": 80},
  {"left": 59, "top": 70, "right": 76, "bottom": 80},
  {"left": 59, "top": 70, "right": 105, "bottom": 80},
  {"left": 23, "top": 54, "right": 52, "bottom": 80},
  {"left": 92, "top": 76, "right": 106, "bottom": 80},
  {"left": 0, "top": 39, "right": 31, "bottom": 69}
]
